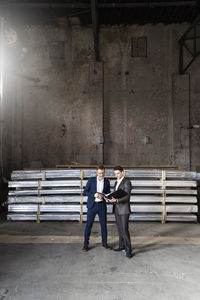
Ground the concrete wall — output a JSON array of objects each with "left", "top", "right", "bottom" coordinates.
[
  {"left": 1, "top": 21, "right": 200, "bottom": 175},
  {"left": 5, "top": 23, "right": 104, "bottom": 172},
  {"left": 188, "top": 56, "right": 200, "bottom": 171},
  {"left": 102, "top": 25, "right": 177, "bottom": 165}
]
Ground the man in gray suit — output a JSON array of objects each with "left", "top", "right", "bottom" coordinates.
[{"left": 108, "top": 166, "right": 132, "bottom": 258}]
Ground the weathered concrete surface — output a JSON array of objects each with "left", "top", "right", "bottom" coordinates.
[
  {"left": 0, "top": 222, "right": 200, "bottom": 300},
  {"left": 188, "top": 55, "right": 200, "bottom": 171},
  {"left": 1, "top": 22, "right": 200, "bottom": 174},
  {"left": 1, "top": 221, "right": 200, "bottom": 237},
  {"left": 172, "top": 74, "right": 190, "bottom": 169},
  {"left": 103, "top": 25, "right": 176, "bottom": 165},
  {"left": 1, "top": 243, "right": 200, "bottom": 300},
  {"left": 6, "top": 23, "right": 103, "bottom": 170}
]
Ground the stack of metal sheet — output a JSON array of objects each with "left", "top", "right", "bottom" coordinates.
[{"left": 7, "top": 169, "right": 199, "bottom": 222}]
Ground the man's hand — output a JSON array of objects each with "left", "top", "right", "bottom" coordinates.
[
  {"left": 109, "top": 197, "right": 116, "bottom": 203},
  {"left": 104, "top": 197, "right": 109, "bottom": 201},
  {"left": 94, "top": 193, "right": 102, "bottom": 199}
]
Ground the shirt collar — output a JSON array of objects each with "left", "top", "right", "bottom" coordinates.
[
  {"left": 117, "top": 176, "right": 124, "bottom": 182},
  {"left": 97, "top": 177, "right": 104, "bottom": 183}
]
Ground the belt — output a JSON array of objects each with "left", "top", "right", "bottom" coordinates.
[{"left": 95, "top": 200, "right": 104, "bottom": 204}]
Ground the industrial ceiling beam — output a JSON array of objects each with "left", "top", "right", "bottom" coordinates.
[
  {"left": 91, "top": 0, "right": 99, "bottom": 61},
  {"left": 0, "top": 1, "right": 197, "bottom": 9},
  {"left": 99, "top": 1, "right": 196, "bottom": 7}
]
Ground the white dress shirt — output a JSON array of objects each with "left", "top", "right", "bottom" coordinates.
[
  {"left": 115, "top": 176, "right": 124, "bottom": 190},
  {"left": 95, "top": 178, "right": 104, "bottom": 202}
]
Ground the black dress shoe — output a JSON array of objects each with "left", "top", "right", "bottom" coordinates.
[
  {"left": 125, "top": 252, "right": 133, "bottom": 258},
  {"left": 113, "top": 247, "right": 125, "bottom": 252},
  {"left": 102, "top": 244, "right": 112, "bottom": 250},
  {"left": 82, "top": 245, "right": 89, "bottom": 252}
]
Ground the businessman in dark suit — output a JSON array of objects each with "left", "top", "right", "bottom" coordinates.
[
  {"left": 82, "top": 166, "right": 111, "bottom": 251},
  {"left": 109, "top": 166, "right": 133, "bottom": 258}
]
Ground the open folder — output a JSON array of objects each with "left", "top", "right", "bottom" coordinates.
[{"left": 99, "top": 189, "right": 128, "bottom": 199}]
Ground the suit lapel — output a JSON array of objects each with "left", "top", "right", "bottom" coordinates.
[
  {"left": 114, "top": 181, "right": 117, "bottom": 191},
  {"left": 95, "top": 177, "right": 97, "bottom": 192},
  {"left": 117, "top": 177, "right": 126, "bottom": 190},
  {"left": 103, "top": 178, "right": 106, "bottom": 193}
]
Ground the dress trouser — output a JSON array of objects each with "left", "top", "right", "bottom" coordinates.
[
  {"left": 84, "top": 202, "right": 107, "bottom": 246},
  {"left": 115, "top": 212, "right": 132, "bottom": 253}
]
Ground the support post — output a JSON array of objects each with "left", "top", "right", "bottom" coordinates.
[{"left": 91, "top": 0, "right": 99, "bottom": 61}]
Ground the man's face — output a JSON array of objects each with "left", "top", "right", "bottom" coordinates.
[
  {"left": 114, "top": 170, "right": 123, "bottom": 180},
  {"left": 97, "top": 169, "right": 105, "bottom": 180}
]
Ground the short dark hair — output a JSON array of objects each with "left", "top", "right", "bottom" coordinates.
[
  {"left": 97, "top": 165, "right": 105, "bottom": 170},
  {"left": 114, "top": 166, "right": 124, "bottom": 172}
]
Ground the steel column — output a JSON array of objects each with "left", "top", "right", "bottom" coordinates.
[{"left": 179, "top": 14, "right": 200, "bottom": 74}]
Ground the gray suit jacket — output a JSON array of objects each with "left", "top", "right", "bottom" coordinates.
[{"left": 113, "top": 177, "right": 132, "bottom": 215}]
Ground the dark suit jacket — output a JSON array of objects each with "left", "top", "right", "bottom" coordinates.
[
  {"left": 113, "top": 177, "right": 132, "bottom": 215},
  {"left": 84, "top": 177, "right": 111, "bottom": 209}
]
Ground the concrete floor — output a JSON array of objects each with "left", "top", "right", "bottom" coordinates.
[{"left": 0, "top": 221, "right": 200, "bottom": 300}]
